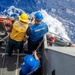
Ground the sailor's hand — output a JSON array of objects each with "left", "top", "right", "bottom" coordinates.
[
  {"left": 33, "top": 50, "right": 37, "bottom": 55},
  {"left": 71, "top": 44, "right": 75, "bottom": 47},
  {"left": 33, "top": 50, "right": 39, "bottom": 60},
  {"left": 31, "top": 17, "right": 35, "bottom": 25}
]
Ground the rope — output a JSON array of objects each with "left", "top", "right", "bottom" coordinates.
[
  {"left": 0, "top": 34, "right": 9, "bottom": 41},
  {"left": 36, "top": 38, "right": 44, "bottom": 51}
]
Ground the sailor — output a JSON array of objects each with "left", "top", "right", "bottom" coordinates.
[
  {"left": 67, "top": 41, "right": 75, "bottom": 47},
  {"left": 27, "top": 12, "right": 48, "bottom": 54},
  {"left": 7, "top": 13, "right": 29, "bottom": 56},
  {"left": 47, "top": 34, "right": 56, "bottom": 46},
  {"left": 19, "top": 50, "right": 40, "bottom": 75}
]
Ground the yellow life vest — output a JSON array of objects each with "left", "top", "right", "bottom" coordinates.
[{"left": 10, "top": 21, "right": 28, "bottom": 42}]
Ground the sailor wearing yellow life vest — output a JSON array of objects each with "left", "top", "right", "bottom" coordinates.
[{"left": 7, "top": 13, "right": 29, "bottom": 56}]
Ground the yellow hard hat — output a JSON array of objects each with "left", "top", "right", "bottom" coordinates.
[{"left": 19, "top": 13, "right": 28, "bottom": 22}]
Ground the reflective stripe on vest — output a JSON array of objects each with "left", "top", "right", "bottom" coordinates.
[
  {"left": 10, "top": 21, "right": 28, "bottom": 42},
  {"left": 30, "top": 22, "right": 48, "bottom": 41},
  {"left": 35, "top": 27, "right": 45, "bottom": 32},
  {"left": 15, "top": 21, "right": 26, "bottom": 28}
]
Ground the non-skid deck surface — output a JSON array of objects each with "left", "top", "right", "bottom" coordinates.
[{"left": 0, "top": 45, "right": 25, "bottom": 75}]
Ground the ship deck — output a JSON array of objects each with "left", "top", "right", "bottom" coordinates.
[
  {"left": 0, "top": 44, "right": 42, "bottom": 75},
  {"left": 0, "top": 44, "right": 25, "bottom": 75},
  {"left": 0, "top": 21, "right": 42, "bottom": 75}
]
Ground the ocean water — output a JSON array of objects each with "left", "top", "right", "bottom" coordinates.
[{"left": 0, "top": 0, "right": 75, "bottom": 43}]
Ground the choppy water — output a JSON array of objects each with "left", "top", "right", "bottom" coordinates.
[{"left": 0, "top": 0, "right": 75, "bottom": 43}]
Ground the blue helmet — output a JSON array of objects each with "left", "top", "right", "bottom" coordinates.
[
  {"left": 35, "top": 12, "right": 43, "bottom": 20},
  {"left": 24, "top": 55, "right": 36, "bottom": 67}
]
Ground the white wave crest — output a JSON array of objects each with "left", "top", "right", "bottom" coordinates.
[
  {"left": 30, "top": 9, "right": 70, "bottom": 41},
  {"left": 42, "top": 9, "right": 70, "bottom": 40},
  {"left": 3, "top": 6, "right": 24, "bottom": 18}
]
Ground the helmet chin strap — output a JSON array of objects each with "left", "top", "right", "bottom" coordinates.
[{"left": 35, "top": 20, "right": 42, "bottom": 24}]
